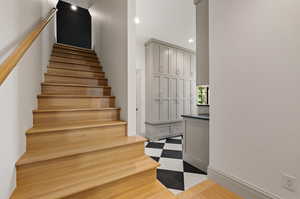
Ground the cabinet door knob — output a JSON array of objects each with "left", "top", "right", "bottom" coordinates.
[{"left": 160, "top": 66, "right": 165, "bottom": 73}]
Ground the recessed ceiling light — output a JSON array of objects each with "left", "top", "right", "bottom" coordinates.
[
  {"left": 188, "top": 38, "right": 194, "bottom": 43},
  {"left": 134, "top": 17, "right": 140, "bottom": 24},
  {"left": 71, "top": 5, "right": 77, "bottom": 11}
]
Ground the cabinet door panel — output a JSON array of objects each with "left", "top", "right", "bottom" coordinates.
[
  {"left": 159, "top": 46, "right": 169, "bottom": 74},
  {"left": 169, "top": 78, "right": 177, "bottom": 120},
  {"left": 152, "top": 99, "right": 160, "bottom": 122},
  {"left": 156, "top": 125, "right": 171, "bottom": 138},
  {"left": 171, "top": 122, "right": 184, "bottom": 136},
  {"left": 183, "top": 53, "right": 191, "bottom": 77},
  {"left": 177, "top": 51, "right": 184, "bottom": 76},
  {"left": 169, "top": 48, "right": 177, "bottom": 75},
  {"left": 152, "top": 76, "right": 160, "bottom": 99},
  {"left": 177, "top": 79, "right": 184, "bottom": 119},
  {"left": 159, "top": 77, "right": 169, "bottom": 121},
  {"left": 190, "top": 55, "right": 196, "bottom": 79},
  {"left": 184, "top": 80, "right": 191, "bottom": 115},
  {"left": 153, "top": 44, "right": 160, "bottom": 73},
  {"left": 190, "top": 80, "right": 197, "bottom": 114},
  {"left": 160, "top": 100, "right": 169, "bottom": 121},
  {"left": 159, "top": 77, "right": 169, "bottom": 99},
  {"left": 151, "top": 76, "right": 160, "bottom": 121}
]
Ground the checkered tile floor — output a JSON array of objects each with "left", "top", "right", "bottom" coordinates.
[{"left": 144, "top": 136, "right": 207, "bottom": 195}]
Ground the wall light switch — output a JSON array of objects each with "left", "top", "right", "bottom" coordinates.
[{"left": 282, "top": 173, "right": 297, "bottom": 192}]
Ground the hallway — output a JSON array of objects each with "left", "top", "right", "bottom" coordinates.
[{"left": 1, "top": 0, "right": 299, "bottom": 199}]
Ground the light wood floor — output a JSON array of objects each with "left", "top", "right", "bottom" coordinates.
[{"left": 177, "top": 180, "right": 243, "bottom": 199}]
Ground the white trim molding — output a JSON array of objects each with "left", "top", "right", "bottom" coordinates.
[
  {"left": 145, "top": 38, "right": 195, "bottom": 54},
  {"left": 208, "top": 167, "right": 282, "bottom": 199}
]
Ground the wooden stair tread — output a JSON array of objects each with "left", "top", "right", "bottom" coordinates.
[
  {"left": 52, "top": 50, "right": 98, "bottom": 60},
  {"left": 12, "top": 156, "right": 158, "bottom": 199},
  {"left": 49, "top": 60, "right": 101, "bottom": 68},
  {"left": 54, "top": 43, "right": 95, "bottom": 54},
  {"left": 37, "top": 94, "right": 115, "bottom": 98},
  {"left": 48, "top": 67, "right": 104, "bottom": 74},
  {"left": 41, "top": 82, "right": 110, "bottom": 88},
  {"left": 51, "top": 56, "right": 99, "bottom": 64},
  {"left": 45, "top": 73, "right": 107, "bottom": 80},
  {"left": 177, "top": 180, "right": 243, "bottom": 199},
  {"left": 33, "top": 107, "right": 120, "bottom": 113},
  {"left": 47, "top": 69, "right": 105, "bottom": 79},
  {"left": 17, "top": 136, "right": 146, "bottom": 165},
  {"left": 110, "top": 180, "right": 176, "bottom": 199},
  {"left": 27, "top": 120, "right": 126, "bottom": 134},
  {"left": 52, "top": 53, "right": 99, "bottom": 62},
  {"left": 48, "top": 66, "right": 103, "bottom": 73}
]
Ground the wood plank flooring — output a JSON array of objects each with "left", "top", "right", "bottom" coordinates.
[{"left": 177, "top": 180, "right": 244, "bottom": 199}]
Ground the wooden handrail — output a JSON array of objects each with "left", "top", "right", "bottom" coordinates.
[{"left": 0, "top": 8, "right": 57, "bottom": 86}]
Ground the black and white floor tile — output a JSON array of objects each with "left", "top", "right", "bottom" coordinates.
[{"left": 144, "top": 136, "right": 207, "bottom": 195}]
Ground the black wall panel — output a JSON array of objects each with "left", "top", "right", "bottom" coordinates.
[{"left": 56, "top": 1, "right": 91, "bottom": 49}]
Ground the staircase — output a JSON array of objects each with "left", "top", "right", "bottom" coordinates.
[{"left": 11, "top": 43, "right": 176, "bottom": 199}]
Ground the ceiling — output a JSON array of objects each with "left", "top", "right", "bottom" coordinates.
[
  {"left": 136, "top": 0, "right": 196, "bottom": 70},
  {"left": 61, "top": 0, "right": 96, "bottom": 9},
  {"left": 136, "top": 0, "right": 196, "bottom": 51}
]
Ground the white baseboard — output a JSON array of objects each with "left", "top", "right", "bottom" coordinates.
[{"left": 208, "top": 167, "right": 281, "bottom": 199}]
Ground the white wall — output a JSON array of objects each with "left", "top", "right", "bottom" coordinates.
[
  {"left": 209, "top": 1, "right": 300, "bottom": 199},
  {"left": 90, "top": 0, "right": 136, "bottom": 135},
  {"left": 136, "top": 0, "right": 196, "bottom": 135},
  {"left": 127, "top": 0, "right": 137, "bottom": 136},
  {"left": 0, "top": 0, "right": 57, "bottom": 198}
]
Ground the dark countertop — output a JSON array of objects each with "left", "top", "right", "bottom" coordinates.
[{"left": 182, "top": 114, "right": 209, "bottom": 120}]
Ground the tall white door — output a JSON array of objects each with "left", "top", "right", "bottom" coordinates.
[{"left": 136, "top": 69, "right": 142, "bottom": 135}]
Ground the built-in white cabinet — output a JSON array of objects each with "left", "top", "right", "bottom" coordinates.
[{"left": 145, "top": 39, "right": 196, "bottom": 140}]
